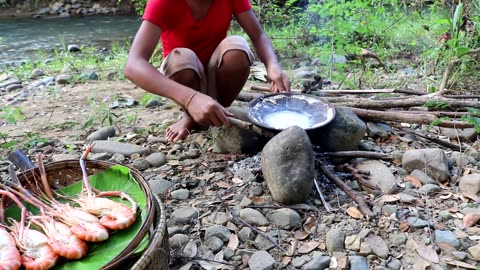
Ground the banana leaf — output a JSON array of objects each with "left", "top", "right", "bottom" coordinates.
[{"left": 5, "top": 165, "right": 148, "bottom": 269}]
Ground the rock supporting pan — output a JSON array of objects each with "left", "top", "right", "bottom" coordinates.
[{"left": 247, "top": 93, "right": 336, "bottom": 131}]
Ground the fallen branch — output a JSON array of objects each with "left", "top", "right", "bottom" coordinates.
[
  {"left": 228, "top": 117, "right": 276, "bottom": 138},
  {"left": 317, "top": 160, "right": 374, "bottom": 219},
  {"left": 393, "top": 124, "right": 462, "bottom": 151},
  {"left": 314, "top": 178, "right": 332, "bottom": 212},
  {"left": 332, "top": 95, "right": 480, "bottom": 110},
  {"left": 350, "top": 107, "right": 474, "bottom": 129}
]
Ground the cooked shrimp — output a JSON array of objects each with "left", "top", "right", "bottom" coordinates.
[
  {"left": 10, "top": 219, "right": 59, "bottom": 270},
  {"left": 77, "top": 145, "right": 138, "bottom": 230},
  {"left": 0, "top": 192, "right": 21, "bottom": 270},
  {"left": 77, "top": 194, "right": 137, "bottom": 230},
  {"left": 0, "top": 190, "right": 58, "bottom": 270},
  {"left": 48, "top": 203, "right": 110, "bottom": 243},
  {"left": 31, "top": 216, "right": 88, "bottom": 260},
  {"left": 0, "top": 227, "right": 21, "bottom": 270}
]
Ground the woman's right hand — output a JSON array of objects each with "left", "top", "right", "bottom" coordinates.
[{"left": 185, "top": 92, "right": 233, "bottom": 128}]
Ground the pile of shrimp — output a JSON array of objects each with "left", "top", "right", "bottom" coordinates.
[{"left": 0, "top": 145, "right": 138, "bottom": 270}]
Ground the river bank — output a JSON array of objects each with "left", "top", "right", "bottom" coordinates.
[{"left": 0, "top": 0, "right": 134, "bottom": 19}]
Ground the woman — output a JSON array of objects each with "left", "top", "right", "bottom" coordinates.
[{"left": 124, "top": 0, "right": 290, "bottom": 142}]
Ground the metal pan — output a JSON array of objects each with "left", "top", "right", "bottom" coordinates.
[{"left": 247, "top": 92, "right": 336, "bottom": 131}]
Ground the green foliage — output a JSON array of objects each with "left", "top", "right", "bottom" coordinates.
[
  {"left": 0, "top": 106, "right": 25, "bottom": 125},
  {"left": 118, "top": 0, "right": 146, "bottom": 15},
  {"left": 84, "top": 97, "right": 119, "bottom": 128},
  {"left": 462, "top": 108, "right": 480, "bottom": 133},
  {"left": 84, "top": 95, "right": 139, "bottom": 129},
  {"left": 423, "top": 100, "right": 454, "bottom": 111},
  {"left": 139, "top": 93, "right": 163, "bottom": 106},
  {"left": 5, "top": 40, "right": 130, "bottom": 82}
]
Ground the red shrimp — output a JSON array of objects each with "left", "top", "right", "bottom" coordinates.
[
  {"left": 0, "top": 227, "right": 21, "bottom": 270},
  {"left": 77, "top": 145, "right": 138, "bottom": 230}
]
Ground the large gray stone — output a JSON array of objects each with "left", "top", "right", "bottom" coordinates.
[
  {"left": 86, "top": 126, "right": 116, "bottom": 143},
  {"left": 309, "top": 106, "right": 366, "bottom": 151},
  {"left": 402, "top": 149, "right": 450, "bottom": 183},
  {"left": 458, "top": 174, "right": 480, "bottom": 195},
  {"left": 356, "top": 160, "right": 398, "bottom": 194},
  {"left": 211, "top": 108, "right": 270, "bottom": 154},
  {"left": 261, "top": 126, "right": 314, "bottom": 204},
  {"left": 248, "top": 250, "right": 275, "bottom": 270},
  {"left": 91, "top": 140, "right": 151, "bottom": 156}
]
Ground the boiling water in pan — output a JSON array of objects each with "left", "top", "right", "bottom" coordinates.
[{"left": 263, "top": 110, "right": 313, "bottom": 129}]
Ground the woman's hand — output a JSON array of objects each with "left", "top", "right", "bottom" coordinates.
[
  {"left": 185, "top": 92, "right": 233, "bottom": 127},
  {"left": 267, "top": 64, "right": 291, "bottom": 93}
]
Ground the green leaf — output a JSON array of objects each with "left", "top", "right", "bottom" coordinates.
[
  {"left": 456, "top": 47, "right": 470, "bottom": 57},
  {"left": 5, "top": 165, "right": 149, "bottom": 269}
]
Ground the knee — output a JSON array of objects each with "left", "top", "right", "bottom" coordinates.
[{"left": 221, "top": 50, "right": 250, "bottom": 70}]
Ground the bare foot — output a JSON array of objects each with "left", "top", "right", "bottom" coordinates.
[{"left": 166, "top": 113, "right": 197, "bottom": 142}]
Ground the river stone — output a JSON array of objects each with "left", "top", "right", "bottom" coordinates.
[
  {"left": 434, "top": 230, "right": 460, "bottom": 248},
  {"left": 326, "top": 228, "right": 345, "bottom": 253},
  {"left": 170, "top": 207, "right": 199, "bottom": 225},
  {"left": 302, "top": 254, "right": 331, "bottom": 270},
  {"left": 31, "top": 68, "right": 45, "bottom": 78},
  {"left": 363, "top": 234, "right": 389, "bottom": 258},
  {"left": 6, "top": 84, "right": 22, "bottom": 92},
  {"left": 131, "top": 158, "right": 150, "bottom": 170},
  {"left": 148, "top": 177, "right": 174, "bottom": 194},
  {"left": 248, "top": 250, "right": 275, "bottom": 270},
  {"left": 409, "top": 169, "right": 436, "bottom": 185},
  {"left": 170, "top": 189, "right": 189, "bottom": 200},
  {"left": 349, "top": 256, "right": 369, "bottom": 270},
  {"left": 366, "top": 122, "right": 392, "bottom": 140},
  {"left": 86, "top": 126, "right": 116, "bottom": 143},
  {"left": 81, "top": 69, "right": 98, "bottom": 80},
  {"left": 90, "top": 140, "right": 150, "bottom": 156},
  {"left": 441, "top": 127, "right": 478, "bottom": 142},
  {"left": 407, "top": 217, "right": 429, "bottom": 228},
  {"left": 55, "top": 74, "right": 72, "bottom": 84},
  {"left": 239, "top": 208, "right": 269, "bottom": 226},
  {"left": 356, "top": 160, "right": 398, "bottom": 194},
  {"left": 238, "top": 226, "right": 255, "bottom": 242},
  {"left": 169, "top": 234, "right": 190, "bottom": 250},
  {"left": 309, "top": 106, "right": 366, "bottom": 151},
  {"left": 206, "top": 236, "right": 223, "bottom": 253},
  {"left": 253, "top": 234, "right": 276, "bottom": 250},
  {"left": 450, "top": 151, "right": 476, "bottom": 167},
  {"left": 67, "top": 44, "right": 81, "bottom": 52},
  {"left": 468, "top": 244, "right": 480, "bottom": 260},
  {"left": 266, "top": 208, "right": 301, "bottom": 230},
  {"left": 211, "top": 107, "right": 270, "bottom": 154},
  {"left": 402, "top": 149, "right": 450, "bottom": 183},
  {"left": 0, "top": 79, "right": 20, "bottom": 88},
  {"left": 51, "top": 153, "right": 81, "bottom": 162},
  {"left": 261, "top": 126, "right": 314, "bottom": 204},
  {"left": 458, "top": 174, "right": 480, "bottom": 195},
  {"left": 145, "top": 152, "right": 167, "bottom": 167},
  {"left": 205, "top": 225, "right": 231, "bottom": 242}
]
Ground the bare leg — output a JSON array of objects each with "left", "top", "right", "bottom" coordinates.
[
  {"left": 166, "top": 69, "right": 201, "bottom": 142},
  {"left": 215, "top": 50, "right": 251, "bottom": 107}
]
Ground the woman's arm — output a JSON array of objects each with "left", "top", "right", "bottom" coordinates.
[{"left": 235, "top": 10, "right": 290, "bottom": 92}]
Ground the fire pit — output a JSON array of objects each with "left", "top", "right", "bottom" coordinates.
[{"left": 246, "top": 92, "right": 336, "bottom": 131}]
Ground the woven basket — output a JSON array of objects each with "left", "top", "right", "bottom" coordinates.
[{"left": 16, "top": 159, "right": 169, "bottom": 270}]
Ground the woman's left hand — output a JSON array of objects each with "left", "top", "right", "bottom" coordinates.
[{"left": 267, "top": 64, "right": 291, "bottom": 93}]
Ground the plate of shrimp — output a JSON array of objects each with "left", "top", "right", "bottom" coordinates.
[{"left": 1, "top": 146, "right": 152, "bottom": 270}]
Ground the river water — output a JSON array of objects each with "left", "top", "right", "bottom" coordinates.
[{"left": 0, "top": 15, "right": 141, "bottom": 66}]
